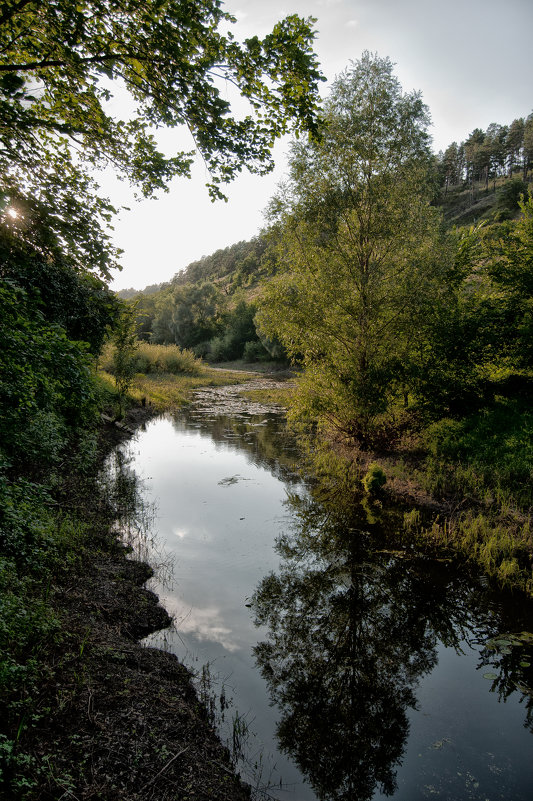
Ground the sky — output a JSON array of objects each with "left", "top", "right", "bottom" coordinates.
[{"left": 108, "top": 0, "right": 533, "bottom": 291}]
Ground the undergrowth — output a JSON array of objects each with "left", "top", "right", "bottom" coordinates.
[{"left": 99, "top": 341, "right": 204, "bottom": 377}]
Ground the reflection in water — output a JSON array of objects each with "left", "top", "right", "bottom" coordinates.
[
  {"left": 110, "top": 396, "right": 533, "bottom": 801},
  {"left": 172, "top": 407, "right": 302, "bottom": 486},
  {"left": 252, "top": 492, "right": 533, "bottom": 801}
]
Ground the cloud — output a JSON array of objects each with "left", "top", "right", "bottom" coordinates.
[{"left": 346, "top": 19, "right": 358, "bottom": 28}]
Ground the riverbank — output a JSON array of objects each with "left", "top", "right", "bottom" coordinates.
[
  {"left": 3, "top": 366, "right": 530, "bottom": 798},
  {"left": 0, "top": 371, "right": 254, "bottom": 800},
  {"left": 233, "top": 378, "right": 532, "bottom": 596},
  {"left": 298, "top": 412, "right": 533, "bottom": 598}
]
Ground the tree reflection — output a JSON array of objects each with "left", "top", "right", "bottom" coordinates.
[
  {"left": 478, "top": 631, "right": 533, "bottom": 732},
  {"left": 172, "top": 409, "right": 301, "bottom": 483},
  {"left": 251, "top": 493, "right": 510, "bottom": 801}
]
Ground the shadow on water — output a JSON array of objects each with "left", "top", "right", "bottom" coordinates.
[
  {"left": 251, "top": 491, "right": 533, "bottom": 801},
  {"left": 172, "top": 407, "right": 303, "bottom": 486}
]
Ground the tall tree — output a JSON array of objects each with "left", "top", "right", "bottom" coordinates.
[
  {"left": 523, "top": 113, "right": 533, "bottom": 179},
  {"left": 484, "top": 123, "right": 507, "bottom": 189},
  {"left": 506, "top": 117, "right": 525, "bottom": 177},
  {"left": 464, "top": 128, "right": 486, "bottom": 193},
  {"left": 440, "top": 141, "right": 463, "bottom": 193},
  {"left": 257, "top": 53, "right": 450, "bottom": 443}
]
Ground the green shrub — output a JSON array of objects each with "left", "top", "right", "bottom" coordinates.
[
  {"left": 243, "top": 340, "right": 270, "bottom": 362},
  {"left": 362, "top": 463, "right": 387, "bottom": 494}
]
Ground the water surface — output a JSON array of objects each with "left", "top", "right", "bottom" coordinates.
[{"left": 115, "top": 387, "right": 533, "bottom": 801}]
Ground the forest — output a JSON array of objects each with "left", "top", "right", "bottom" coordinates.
[{"left": 0, "top": 1, "right": 532, "bottom": 797}]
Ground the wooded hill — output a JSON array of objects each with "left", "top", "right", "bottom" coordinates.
[{"left": 120, "top": 108, "right": 533, "bottom": 366}]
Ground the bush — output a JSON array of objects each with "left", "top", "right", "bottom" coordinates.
[
  {"left": 243, "top": 340, "right": 270, "bottom": 362},
  {"left": 362, "top": 463, "right": 387, "bottom": 494}
]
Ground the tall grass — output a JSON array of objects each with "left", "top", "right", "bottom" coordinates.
[
  {"left": 100, "top": 341, "right": 205, "bottom": 376},
  {"left": 419, "top": 399, "right": 533, "bottom": 510}
]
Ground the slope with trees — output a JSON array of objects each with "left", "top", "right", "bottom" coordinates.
[
  {"left": 434, "top": 112, "right": 533, "bottom": 223},
  {"left": 127, "top": 236, "right": 277, "bottom": 361}
]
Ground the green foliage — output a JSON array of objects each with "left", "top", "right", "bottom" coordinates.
[
  {"left": 412, "top": 512, "right": 532, "bottom": 595},
  {"left": 496, "top": 178, "right": 529, "bottom": 216},
  {"left": 130, "top": 342, "right": 203, "bottom": 376},
  {"left": 151, "top": 282, "right": 224, "bottom": 349},
  {"left": 206, "top": 300, "right": 267, "bottom": 362},
  {"left": 242, "top": 340, "right": 270, "bottom": 362},
  {"left": 0, "top": 225, "right": 120, "bottom": 352},
  {"left": 171, "top": 238, "right": 269, "bottom": 290},
  {"left": 0, "top": 282, "right": 99, "bottom": 474},
  {"left": 421, "top": 399, "right": 532, "bottom": 509},
  {"left": 362, "top": 463, "right": 387, "bottom": 495},
  {"left": 258, "top": 53, "right": 448, "bottom": 441},
  {"left": 435, "top": 108, "right": 533, "bottom": 202},
  {"left": 0, "top": 1, "right": 324, "bottom": 203},
  {"left": 111, "top": 303, "right": 138, "bottom": 406},
  {"left": 134, "top": 343, "right": 204, "bottom": 376}
]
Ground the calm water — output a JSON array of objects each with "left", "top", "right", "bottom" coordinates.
[{"left": 112, "top": 393, "right": 533, "bottom": 801}]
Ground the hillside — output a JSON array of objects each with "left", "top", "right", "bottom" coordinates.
[{"left": 118, "top": 167, "right": 531, "bottom": 367}]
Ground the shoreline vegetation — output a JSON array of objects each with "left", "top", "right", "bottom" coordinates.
[
  {"left": 2, "top": 21, "right": 532, "bottom": 797},
  {"left": 1, "top": 361, "right": 256, "bottom": 800},
  {"left": 1, "top": 350, "right": 531, "bottom": 798},
  {"left": 244, "top": 378, "right": 532, "bottom": 598}
]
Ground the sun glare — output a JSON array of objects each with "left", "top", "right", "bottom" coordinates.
[{"left": 6, "top": 207, "right": 19, "bottom": 219}]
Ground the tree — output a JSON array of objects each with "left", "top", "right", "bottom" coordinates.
[
  {"left": 481, "top": 193, "right": 533, "bottom": 369},
  {"left": 112, "top": 302, "right": 138, "bottom": 414},
  {"left": 0, "top": 0, "right": 324, "bottom": 203},
  {"left": 439, "top": 141, "right": 463, "bottom": 193},
  {"left": 484, "top": 123, "right": 508, "bottom": 190},
  {"left": 523, "top": 113, "right": 533, "bottom": 179},
  {"left": 257, "top": 53, "right": 450, "bottom": 442},
  {"left": 0, "top": 220, "right": 120, "bottom": 351},
  {"left": 150, "top": 281, "right": 224, "bottom": 348},
  {"left": 506, "top": 117, "right": 524, "bottom": 177},
  {"left": 464, "top": 128, "right": 487, "bottom": 194}
]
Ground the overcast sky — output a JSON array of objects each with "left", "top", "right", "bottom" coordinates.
[{"left": 108, "top": 0, "right": 533, "bottom": 291}]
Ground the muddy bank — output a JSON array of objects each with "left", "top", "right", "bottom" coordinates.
[
  {"left": 35, "top": 550, "right": 250, "bottom": 801},
  {"left": 15, "top": 401, "right": 252, "bottom": 800}
]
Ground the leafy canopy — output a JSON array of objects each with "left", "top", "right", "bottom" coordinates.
[{"left": 0, "top": 0, "right": 324, "bottom": 200}]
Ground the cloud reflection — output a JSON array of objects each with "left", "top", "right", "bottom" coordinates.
[{"left": 162, "top": 596, "right": 241, "bottom": 653}]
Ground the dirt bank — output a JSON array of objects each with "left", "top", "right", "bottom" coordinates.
[{"left": 18, "top": 403, "right": 251, "bottom": 800}]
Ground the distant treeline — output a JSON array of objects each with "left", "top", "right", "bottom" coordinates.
[
  {"left": 120, "top": 237, "right": 280, "bottom": 363},
  {"left": 436, "top": 113, "right": 533, "bottom": 193}
]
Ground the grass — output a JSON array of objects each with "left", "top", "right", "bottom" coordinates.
[
  {"left": 239, "top": 384, "right": 295, "bottom": 407},
  {"left": 404, "top": 508, "right": 532, "bottom": 595},
  {"left": 405, "top": 398, "right": 533, "bottom": 595},
  {"left": 302, "top": 394, "right": 533, "bottom": 597},
  {"left": 130, "top": 370, "right": 246, "bottom": 410},
  {"left": 419, "top": 398, "right": 532, "bottom": 510},
  {"left": 98, "top": 365, "right": 250, "bottom": 412},
  {"left": 100, "top": 341, "right": 204, "bottom": 376}
]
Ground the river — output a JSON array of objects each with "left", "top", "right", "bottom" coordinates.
[{"left": 109, "top": 380, "right": 533, "bottom": 801}]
